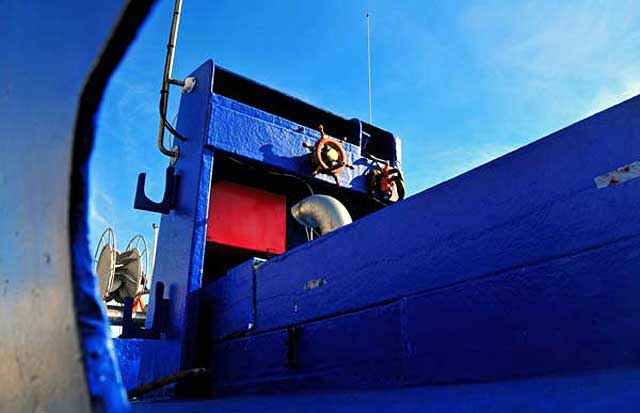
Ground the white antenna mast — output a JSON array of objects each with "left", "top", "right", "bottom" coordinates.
[{"left": 366, "top": 12, "right": 373, "bottom": 123}]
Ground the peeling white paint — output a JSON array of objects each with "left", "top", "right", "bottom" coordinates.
[{"left": 595, "top": 160, "right": 640, "bottom": 188}]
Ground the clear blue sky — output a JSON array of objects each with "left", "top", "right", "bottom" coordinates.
[{"left": 90, "top": 0, "right": 640, "bottom": 253}]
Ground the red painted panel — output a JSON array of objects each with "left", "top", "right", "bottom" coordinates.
[{"left": 207, "top": 180, "right": 286, "bottom": 254}]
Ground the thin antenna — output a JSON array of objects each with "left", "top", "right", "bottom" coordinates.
[{"left": 366, "top": 12, "right": 373, "bottom": 123}]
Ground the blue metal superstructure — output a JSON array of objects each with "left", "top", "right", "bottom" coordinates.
[{"left": 123, "top": 59, "right": 403, "bottom": 396}]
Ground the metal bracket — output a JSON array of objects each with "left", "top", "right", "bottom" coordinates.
[
  {"left": 134, "top": 166, "right": 180, "bottom": 213},
  {"left": 120, "top": 282, "right": 170, "bottom": 339},
  {"left": 182, "top": 76, "right": 196, "bottom": 94}
]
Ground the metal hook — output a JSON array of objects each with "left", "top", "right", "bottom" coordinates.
[
  {"left": 134, "top": 166, "right": 180, "bottom": 213},
  {"left": 120, "top": 282, "right": 170, "bottom": 339}
]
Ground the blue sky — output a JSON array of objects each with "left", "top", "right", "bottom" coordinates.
[{"left": 91, "top": 0, "right": 640, "bottom": 254}]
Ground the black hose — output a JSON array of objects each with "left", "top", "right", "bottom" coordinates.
[{"left": 127, "top": 367, "right": 210, "bottom": 399}]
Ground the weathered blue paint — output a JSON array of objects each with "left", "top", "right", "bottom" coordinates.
[
  {"left": 209, "top": 66, "right": 400, "bottom": 167},
  {"left": 2, "top": 1, "right": 153, "bottom": 412},
  {"left": 210, "top": 302, "right": 405, "bottom": 392},
  {"left": 201, "top": 259, "right": 262, "bottom": 340},
  {"left": 138, "top": 61, "right": 215, "bottom": 396},
  {"left": 253, "top": 95, "right": 640, "bottom": 332},
  {"left": 113, "top": 339, "right": 145, "bottom": 391},
  {"left": 207, "top": 234, "right": 640, "bottom": 391},
  {"left": 207, "top": 94, "right": 382, "bottom": 192},
  {"left": 201, "top": 95, "right": 640, "bottom": 395},
  {"left": 402, "top": 234, "right": 640, "bottom": 384},
  {"left": 133, "top": 368, "right": 640, "bottom": 413},
  {"left": 212, "top": 330, "right": 288, "bottom": 388}
]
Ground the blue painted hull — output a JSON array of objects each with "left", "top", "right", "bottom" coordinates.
[{"left": 132, "top": 368, "right": 640, "bottom": 413}]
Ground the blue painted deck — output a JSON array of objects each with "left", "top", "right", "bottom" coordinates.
[{"left": 132, "top": 368, "right": 640, "bottom": 413}]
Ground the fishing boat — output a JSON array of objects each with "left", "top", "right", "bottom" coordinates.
[{"left": 3, "top": 1, "right": 640, "bottom": 412}]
